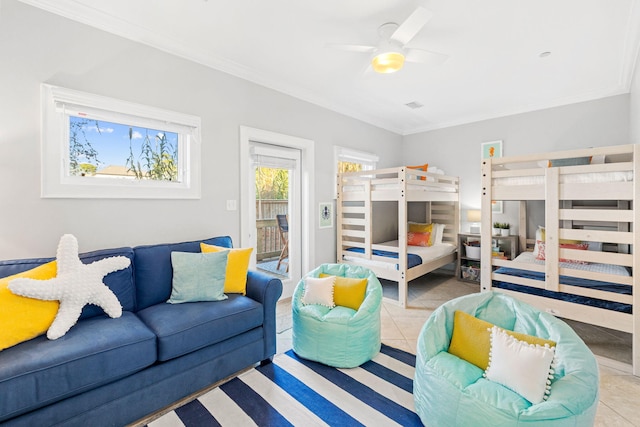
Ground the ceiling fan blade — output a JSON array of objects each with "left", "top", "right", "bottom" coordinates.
[
  {"left": 325, "top": 43, "right": 376, "bottom": 53},
  {"left": 360, "top": 63, "right": 374, "bottom": 77},
  {"left": 405, "top": 48, "right": 449, "bottom": 66},
  {"left": 390, "top": 7, "right": 433, "bottom": 45}
]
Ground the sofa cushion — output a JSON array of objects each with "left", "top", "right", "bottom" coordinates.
[
  {"left": 0, "top": 247, "right": 135, "bottom": 320},
  {"left": 0, "top": 312, "right": 156, "bottom": 421},
  {"left": 134, "top": 236, "right": 233, "bottom": 310},
  {"left": 136, "top": 294, "right": 263, "bottom": 361}
]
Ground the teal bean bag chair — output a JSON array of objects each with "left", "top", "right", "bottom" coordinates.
[
  {"left": 292, "top": 263, "right": 382, "bottom": 368},
  {"left": 414, "top": 291, "right": 599, "bottom": 427}
]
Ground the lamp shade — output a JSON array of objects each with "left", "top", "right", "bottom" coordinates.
[{"left": 467, "top": 209, "right": 481, "bottom": 222}]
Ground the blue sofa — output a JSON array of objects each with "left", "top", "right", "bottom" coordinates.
[{"left": 0, "top": 236, "right": 282, "bottom": 427}]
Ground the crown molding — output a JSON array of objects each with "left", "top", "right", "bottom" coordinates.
[{"left": 17, "top": 0, "right": 404, "bottom": 135}]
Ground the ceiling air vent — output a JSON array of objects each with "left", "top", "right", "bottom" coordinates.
[{"left": 405, "top": 101, "right": 423, "bottom": 109}]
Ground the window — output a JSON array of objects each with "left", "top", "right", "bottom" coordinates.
[
  {"left": 335, "top": 146, "right": 378, "bottom": 173},
  {"left": 41, "top": 84, "right": 201, "bottom": 198},
  {"left": 334, "top": 146, "right": 379, "bottom": 196}
]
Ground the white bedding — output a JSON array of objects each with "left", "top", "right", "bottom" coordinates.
[
  {"left": 510, "top": 251, "right": 630, "bottom": 276},
  {"left": 494, "top": 171, "right": 633, "bottom": 186},
  {"left": 342, "top": 241, "right": 456, "bottom": 271}
]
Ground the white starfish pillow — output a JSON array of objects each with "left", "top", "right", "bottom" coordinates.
[{"left": 9, "top": 234, "right": 131, "bottom": 339}]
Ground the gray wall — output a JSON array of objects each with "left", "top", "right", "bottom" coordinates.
[
  {"left": 0, "top": 0, "right": 402, "bottom": 260},
  {"left": 402, "top": 95, "right": 630, "bottom": 237},
  {"left": 631, "top": 55, "right": 640, "bottom": 145}
]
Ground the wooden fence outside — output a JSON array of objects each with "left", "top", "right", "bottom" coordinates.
[{"left": 256, "top": 200, "right": 288, "bottom": 261}]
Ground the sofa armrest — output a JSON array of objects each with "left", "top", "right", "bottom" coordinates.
[{"left": 245, "top": 270, "right": 283, "bottom": 361}]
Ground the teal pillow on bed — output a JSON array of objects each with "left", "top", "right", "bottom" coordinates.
[
  {"left": 548, "top": 157, "right": 591, "bottom": 167},
  {"left": 168, "top": 251, "right": 229, "bottom": 303}
]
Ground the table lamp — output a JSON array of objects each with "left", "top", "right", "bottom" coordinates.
[{"left": 467, "top": 209, "right": 481, "bottom": 234}]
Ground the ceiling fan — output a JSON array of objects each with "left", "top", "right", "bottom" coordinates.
[{"left": 328, "top": 7, "right": 448, "bottom": 74}]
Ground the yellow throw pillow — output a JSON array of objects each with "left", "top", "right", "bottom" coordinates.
[
  {"left": 409, "top": 222, "right": 435, "bottom": 246},
  {"left": 0, "top": 261, "right": 59, "bottom": 351},
  {"left": 409, "top": 222, "right": 432, "bottom": 234},
  {"left": 448, "top": 310, "right": 556, "bottom": 370},
  {"left": 200, "top": 243, "right": 253, "bottom": 295},
  {"left": 540, "top": 228, "right": 581, "bottom": 245},
  {"left": 319, "top": 273, "right": 368, "bottom": 311}
]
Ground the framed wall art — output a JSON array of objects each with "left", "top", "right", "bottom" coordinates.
[
  {"left": 481, "top": 140, "right": 502, "bottom": 159},
  {"left": 319, "top": 202, "right": 333, "bottom": 228}
]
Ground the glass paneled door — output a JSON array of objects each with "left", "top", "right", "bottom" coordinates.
[
  {"left": 252, "top": 145, "right": 298, "bottom": 280},
  {"left": 240, "top": 126, "right": 314, "bottom": 300}
]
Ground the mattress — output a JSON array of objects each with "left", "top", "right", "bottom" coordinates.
[
  {"left": 508, "top": 251, "right": 631, "bottom": 277},
  {"left": 493, "top": 171, "right": 633, "bottom": 186},
  {"left": 493, "top": 252, "right": 632, "bottom": 313},
  {"left": 343, "top": 241, "right": 456, "bottom": 271}
]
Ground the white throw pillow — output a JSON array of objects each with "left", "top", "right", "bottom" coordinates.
[
  {"left": 484, "top": 326, "right": 555, "bottom": 404},
  {"left": 433, "top": 223, "right": 446, "bottom": 245},
  {"left": 301, "top": 276, "right": 336, "bottom": 308},
  {"left": 532, "top": 226, "right": 544, "bottom": 257},
  {"left": 8, "top": 234, "right": 128, "bottom": 340}
]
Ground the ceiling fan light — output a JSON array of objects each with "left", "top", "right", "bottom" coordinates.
[{"left": 372, "top": 51, "right": 405, "bottom": 73}]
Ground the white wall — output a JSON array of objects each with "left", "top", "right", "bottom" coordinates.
[
  {"left": 631, "top": 51, "right": 640, "bottom": 144},
  {"left": 402, "top": 95, "right": 630, "bottom": 236},
  {"left": 2, "top": 0, "right": 635, "bottom": 262},
  {"left": 0, "top": 0, "right": 402, "bottom": 260}
]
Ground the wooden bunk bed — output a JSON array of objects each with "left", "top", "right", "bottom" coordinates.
[
  {"left": 480, "top": 143, "right": 639, "bottom": 376},
  {"left": 337, "top": 166, "right": 460, "bottom": 308}
]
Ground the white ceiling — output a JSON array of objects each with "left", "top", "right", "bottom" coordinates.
[{"left": 19, "top": 0, "right": 640, "bottom": 135}]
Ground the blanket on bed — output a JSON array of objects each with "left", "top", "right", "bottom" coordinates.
[
  {"left": 493, "top": 266, "right": 632, "bottom": 313},
  {"left": 345, "top": 247, "right": 423, "bottom": 269}
]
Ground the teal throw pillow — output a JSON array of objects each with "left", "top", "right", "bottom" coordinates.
[
  {"left": 168, "top": 251, "right": 229, "bottom": 304},
  {"left": 549, "top": 156, "right": 591, "bottom": 167}
]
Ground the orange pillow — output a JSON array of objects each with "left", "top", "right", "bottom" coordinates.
[
  {"left": 409, "top": 222, "right": 435, "bottom": 246},
  {"left": 408, "top": 231, "right": 431, "bottom": 247},
  {"left": 407, "top": 164, "right": 429, "bottom": 180}
]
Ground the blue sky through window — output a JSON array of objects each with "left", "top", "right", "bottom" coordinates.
[{"left": 69, "top": 116, "right": 178, "bottom": 170}]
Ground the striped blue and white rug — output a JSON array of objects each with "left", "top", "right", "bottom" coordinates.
[{"left": 148, "top": 345, "right": 421, "bottom": 426}]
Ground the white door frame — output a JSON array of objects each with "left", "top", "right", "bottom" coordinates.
[{"left": 240, "top": 126, "right": 314, "bottom": 298}]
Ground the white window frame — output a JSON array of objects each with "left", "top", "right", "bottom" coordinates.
[
  {"left": 41, "top": 84, "right": 201, "bottom": 199},
  {"left": 334, "top": 146, "right": 379, "bottom": 197}
]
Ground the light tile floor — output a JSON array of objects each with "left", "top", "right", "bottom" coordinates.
[{"left": 276, "top": 272, "right": 640, "bottom": 426}]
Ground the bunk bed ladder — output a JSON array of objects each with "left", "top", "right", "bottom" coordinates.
[{"left": 336, "top": 175, "right": 372, "bottom": 262}]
